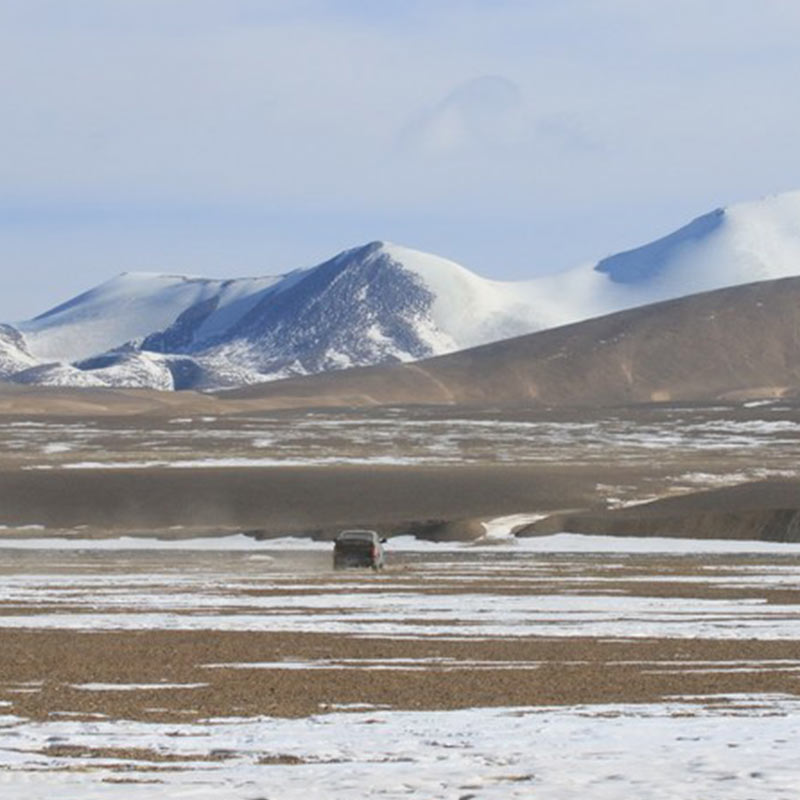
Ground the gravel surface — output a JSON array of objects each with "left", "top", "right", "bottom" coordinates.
[{"left": 2, "top": 548, "right": 800, "bottom": 722}]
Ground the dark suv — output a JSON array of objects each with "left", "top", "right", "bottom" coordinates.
[{"left": 333, "top": 530, "right": 386, "bottom": 571}]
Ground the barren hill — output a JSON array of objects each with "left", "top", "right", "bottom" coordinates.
[{"left": 224, "top": 275, "right": 800, "bottom": 409}]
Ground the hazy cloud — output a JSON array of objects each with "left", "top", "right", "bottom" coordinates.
[
  {"left": 402, "top": 76, "right": 523, "bottom": 158},
  {"left": 3, "top": 1, "right": 800, "bottom": 318}
]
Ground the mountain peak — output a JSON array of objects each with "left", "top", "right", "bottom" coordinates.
[
  {"left": 591, "top": 190, "right": 800, "bottom": 300},
  {"left": 336, "top": 240, "right": 417, "bottom": 264},
  {"left": 341, "top": 240, "right": 386, "bottom": 259},
  {"left": 595, "top": 208, "right": 726, "bottom": 284}
]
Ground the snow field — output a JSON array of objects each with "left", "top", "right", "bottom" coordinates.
[{"left": 1, "top": 697, "right": 799, "bottom": 799}]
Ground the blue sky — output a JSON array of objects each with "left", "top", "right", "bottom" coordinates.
[{"left": 3, "top": 0, "right": 800, "bottom": 319}]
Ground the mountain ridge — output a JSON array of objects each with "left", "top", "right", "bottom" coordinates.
[{"left": 5, "top": 191, "right": 800, "bottom": 391}]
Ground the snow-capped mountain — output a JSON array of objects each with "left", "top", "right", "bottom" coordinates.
[
  {"left": 13, "top": 241, "right": 555, "bottom": 389},
  {"left": 163, "top": 242, "right": 555, "bottom": 387},
  {"left": 7, "top": 190, "right": 800, "bottom": 391}
]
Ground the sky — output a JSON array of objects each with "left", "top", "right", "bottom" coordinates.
[{"left": 3, "top": 0, "right": 800, "bottom": 320}]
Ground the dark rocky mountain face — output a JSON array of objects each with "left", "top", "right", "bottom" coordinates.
[
  {"left": 142, "top": 296, "right": 223, "bottom": 354},
  {"left": 136, "top": 242, "right": 439, "bottom": 383},
  {"left": 220, "top": 244, "right": 436, "bottom": 372}
]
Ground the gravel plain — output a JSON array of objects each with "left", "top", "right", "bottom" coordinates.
[{"left": 2, "top": 402, "right": 800, "bottom": 796}]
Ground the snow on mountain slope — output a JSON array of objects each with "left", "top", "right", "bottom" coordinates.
[
  {"left": 7, "top": 190, "right": 800, "bottom": 391},
  {"left": 369, "top": 192, "right": 800, "bottom": 343},
  {"left": 0, "top": 324, "right": 38, "bottom": 378},
  {"left": 374, "top": 243, "right": 549, "bottom": 350},
  {"left": 8, "top": 237, "right": 602, "bottom": 379},
  {"left": 17, "top": 272, "right": 285, "bottom": 363},
  {"left": 186, "top": 241, "right": 551, "bottom": 386},
  {"left": 588, "top": 192, "right": 800, "bottom": 312},
  {"left": 12, "top": 350, "right": 176, "bottom": 390}
]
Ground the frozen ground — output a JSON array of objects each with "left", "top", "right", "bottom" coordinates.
[{"left": 1, "top": 535, "right": 800, "bottom": 797}]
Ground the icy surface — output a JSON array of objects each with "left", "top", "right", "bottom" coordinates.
[{"left": 1, "top": 697, "right": 799, "bottom": 799}]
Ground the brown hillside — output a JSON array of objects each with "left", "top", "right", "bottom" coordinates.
[
  {"left": 224, "top": 276, "right": 800, "bottom": 409},
  {"left": 527, "top": 480, "right": 800, "bottom": 542}
]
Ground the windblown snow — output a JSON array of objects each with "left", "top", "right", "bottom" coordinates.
[{"left": 7, "top": 191, "right": 800, "bottom": 390}]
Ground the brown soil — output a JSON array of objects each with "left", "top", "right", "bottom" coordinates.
[
  {"left": 2, "top": 548, "right": 800, "bottom": 723},
  {"left": 2, "top": 629, "right": 800, "bottom": 722},
  {"left": 221, "top": 276, "right": 800, "bottom": 409},
  {"left": 2, "top": 401, "right": 800, "bottom": 542},
  {"left": 529, "top": 480, "right": 800, "bottom": 542}
]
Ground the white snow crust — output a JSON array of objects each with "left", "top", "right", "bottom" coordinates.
[
  {"left": 2, "top": 531, "right": 799, "bottom": 553},
  {"left": 2, "top": 697, "right": 799, "bottom": 799}
]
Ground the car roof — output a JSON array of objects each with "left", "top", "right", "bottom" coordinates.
[{"left": 337, "top": 529, "right": 379, "bottom": 539}]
